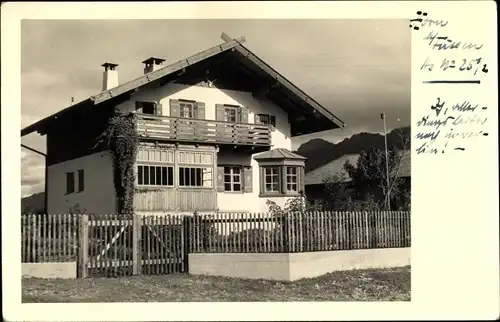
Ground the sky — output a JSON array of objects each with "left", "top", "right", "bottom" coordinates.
[{"left": 21, "top": 19, "right": 410, "bottom": 197}]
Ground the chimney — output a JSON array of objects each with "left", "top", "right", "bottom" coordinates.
[
  {"left": 101, "top": 62, "right": 119, "bottom": 91},
  {"left": 142, "top": 57, "right": 165, "bottom": 74}
]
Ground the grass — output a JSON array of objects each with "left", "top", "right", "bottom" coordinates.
[{"left": 22, "top": 266, "right": 410, "bottom": 302}]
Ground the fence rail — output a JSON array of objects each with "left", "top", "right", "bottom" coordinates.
[{"left": 188, "top": 211, "right": 411, "bottom": 253}]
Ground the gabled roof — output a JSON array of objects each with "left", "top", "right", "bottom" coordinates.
[
  {"left": 254, "top": 148, "right": 307, "bottom": 161},
  {"left": 305, "top": 150, "right": 411, "bottom": 186},
  {"left": 22, "top": 33, "right": 345, "bottom": 137},
  {"left": 304, "top": 154, "right": 360, "bottom": 185}
]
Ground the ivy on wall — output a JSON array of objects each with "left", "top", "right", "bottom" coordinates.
[{"left": 94, "top": 113, "right": 138, "bottom": 215}]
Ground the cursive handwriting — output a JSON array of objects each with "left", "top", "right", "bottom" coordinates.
[
  {"left": 409, "top": 11, "right": 448, "bottom": 30},
  {"left": 424, "top": 31, "right": 483, "bottom": 51},
  {"left": 415, "top": 98, "right": 489, "bottom": 154}
]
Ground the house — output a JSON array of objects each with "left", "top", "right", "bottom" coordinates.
[
  {"left": 304, "top": 150, "right": 410, "bottom": 208},
  {"left": 21, "top": 33, "right": 345, "bottom": 215}
]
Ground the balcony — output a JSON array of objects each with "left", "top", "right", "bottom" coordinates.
[{"left": 136, "top": 114, "right": 272, "bottom": 147}]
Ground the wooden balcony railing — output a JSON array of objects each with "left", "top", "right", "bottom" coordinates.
[{"left": 136, "top": 114, "right": 272, "bottom": 146}]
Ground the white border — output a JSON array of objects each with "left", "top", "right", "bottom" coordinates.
[{"left": 2, "top": 1, "right": 499, "bottom": 321}]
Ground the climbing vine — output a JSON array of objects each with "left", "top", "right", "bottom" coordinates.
[{"left": 94, "top": 113, "right": 138, "bottom": 215}]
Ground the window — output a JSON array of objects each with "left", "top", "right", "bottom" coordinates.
[
  {"left": 285, "top": 166, "right": 298, "bottom": 192},
  {"left": 179, "top": 167, "right": 213, "bottom": 188},
  {"left": 179, "top": 101, "right": 195, "bottom": 118},
  {"left": 257, "top": 114, "right": 276, "bottom": 127},
  {"left": 136, "top": 101, "right": 156, "bottom": 115},
  {"left": 264, "top": 166, "right": 280, "bottom": 192},
  {"left": 224, "top": 166, "right": 242, "bottom": 192},
  {"left": 66, "top": 172, "right": 75, "bottom": 194},
  {"left": 137, "top": 165, "right": 174, "bottom": 186},
  {"left": 224, "top": 106, "right": 238, "bottom": 123},
  {"left": 77, "top": 169, "right": 84, "bottom": 192}
]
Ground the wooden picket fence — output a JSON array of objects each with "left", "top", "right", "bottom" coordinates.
[
  {"left": 21, "top": 214, "right": 79, "bottom": 263},
  {"left": 21, "top": 211, "right": 411, "bottom": 278},
  {"left": 188, "top": 211, "right": 411, "bottom": 253}
]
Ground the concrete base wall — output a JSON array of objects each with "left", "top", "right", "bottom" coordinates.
[
  {"left": 22, "top": 262, "right": 77, "bottom": 279},
  {"left": 189, "top": 248, "right": 410, "bottom": 281}
]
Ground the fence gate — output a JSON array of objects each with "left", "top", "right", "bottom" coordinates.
[
  {"left": 82, "top": 214, "right": 187, "bottom": 278},
  {"left": 140, "top": 215, "right": 186, "bottom": 275}
]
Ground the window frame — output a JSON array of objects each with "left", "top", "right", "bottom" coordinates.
[
  {"left": 137, "top": 164, "right": 175, "bottom": 187},
  {"left": 285, "top": 166, "right": 299, "bottom": 193},
  {"left": 136, "top": 101, "right": 157, "bottom": 115},
  {"left": 223, "top": 166, "right": 243, "bottom": 192},
  {"left": 179, "top": 100, "right": 195, "bottom": 118},
  {"left": 263, "top": 166, "right": 280, "bottom": 193},
  {"left": 258, "top": 161, "right": 305, "bottom": 197},
  {"left": 223, "top": 106, "right": 239, "bottom": 123},
  {"left": 257, "top": 113, "right": 276, "bottom": 127},
  {"left": 178, "top": 166, "right": 214, "bottom": 189}
]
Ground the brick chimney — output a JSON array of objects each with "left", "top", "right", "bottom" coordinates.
[
  {"left": 101, "top": 62, "right": 119, "bottom": 91},
  {"left": 142, "top": 57, "right": 165, "bottom": 74}
]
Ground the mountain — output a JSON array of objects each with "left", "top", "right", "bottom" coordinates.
[
  {"left": 295, "top": 126, "right": 411, "bottom": 172},
  {"left": 21, "top": 192, "right": 45, "bottom": 214}
]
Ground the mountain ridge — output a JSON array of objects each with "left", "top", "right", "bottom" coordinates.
[{"left": 294, "top": 126, "right": 410, "bottom": 172}]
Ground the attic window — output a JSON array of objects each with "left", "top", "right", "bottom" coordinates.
[
  {"left": 257, "top": 114, "right": 276, "bottom": 127},
  {"left": 136, "top": 101, "right": 157, "bottom": 115}
]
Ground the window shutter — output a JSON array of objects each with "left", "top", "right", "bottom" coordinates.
[
  {"left": 243, "top": 166, "right": 253, "bottom": 193},
  {"left": 169, "top": 99, "right": 180, "bottom": 117},
  {"left": 156, "top": 102, "right": 163, "bottom": 116},
  {"left": 216, "top": 166, "right": 225, "bottom": 192},
  {"left": 195, "top": 102, "right": 206, "bottom": 119},
  {"left": 239, "top": 106, "right": 249, "bottom": 123},
  {"left": 215, "top": 104, "right": 225, "bottom": 121}
]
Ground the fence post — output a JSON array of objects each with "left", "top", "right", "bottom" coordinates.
[
  {"left": 182, "top": 215, "right": 192, "bottom": 273},
  {"left": 132, "top": 214, "right": 142, "bottom": 275},
  {"left": 77, "top": 214, "right": 89, "bottom": 278}
]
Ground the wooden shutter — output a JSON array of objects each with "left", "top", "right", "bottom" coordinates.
[
  {"left": 239, "top": 106, "right": 249, "bottom": 123},
  {"left": 77, "top": 169, "right": 84, "bottom": 192},
  {"left": 195, "top": 101, "right": 206, "bottom": 119},
  {"left": 215, "top": 104, "right": 225, "bottom": 121},
  {"left": 243, "top": 166, "right": 253, "bottom": 193},
  {"left": 169, "top": 99, "right": 180, "bottom": 117},
  {"left": 216, "top": 166, "right": 225, "bottom": 192},
  {"left": 156, "top": 102, "right": 163, "bottom": 116}
]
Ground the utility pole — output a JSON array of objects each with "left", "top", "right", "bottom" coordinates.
[{"left": 381, "top": 113, "right": 391, "bottom": 210}]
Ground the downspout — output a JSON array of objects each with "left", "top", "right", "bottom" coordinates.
[{"left": 21, "top": 144, "right": 47, "bottom": 214}]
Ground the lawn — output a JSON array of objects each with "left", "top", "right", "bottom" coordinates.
[{"left": 22, "top": 266, "right": 410, "bottom": 302}]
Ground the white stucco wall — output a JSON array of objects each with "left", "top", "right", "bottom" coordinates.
[
  {"left": 117, "top": 83, "right": 294, "bottom": 213},
  {"left": 47, "top": 151, "right": 117, "bottom": 214}
]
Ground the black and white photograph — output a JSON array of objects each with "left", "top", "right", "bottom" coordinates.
[
  {"left": 4, "top": 2, "right": 498, "bottom": 320},
  {"left": 19, "top": 18, "right": 412, "bottom": 302}
]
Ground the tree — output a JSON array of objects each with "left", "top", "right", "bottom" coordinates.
[{"left": 343, "top": 127, "right": 410, "bottom": 210}]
